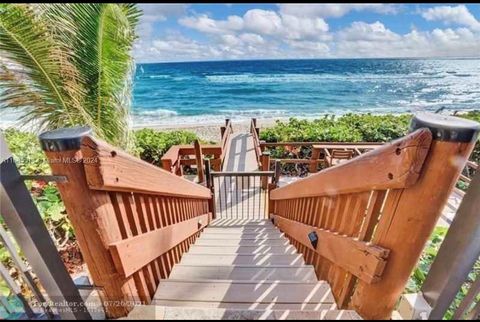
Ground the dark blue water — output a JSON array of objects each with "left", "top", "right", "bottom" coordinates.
[{"left": 132, "top": 58, "right": 480, "bottom": 126}]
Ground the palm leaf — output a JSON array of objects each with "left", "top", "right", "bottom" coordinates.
[
  {"left": 0, "top": 4, "right": 88, "bottom": 131},
  {"left": 42, "top": 3, "right": 140, "bottom": 147}
]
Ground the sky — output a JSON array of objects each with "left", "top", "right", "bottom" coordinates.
[{"left": 133, "top": 3, "right": 480, "bottom": 63}]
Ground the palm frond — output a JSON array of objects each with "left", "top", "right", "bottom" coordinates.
[
  {"left": 44, "top": 3, "right": 140, "bottom": 147},
  {"left": 0, "top": 4, "right": 88, "bottom": 131}
]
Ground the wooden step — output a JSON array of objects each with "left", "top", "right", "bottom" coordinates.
[
  {"left": 188, "top": 245, "right": 298, "bottom": 255},
  {"left": 198, "top": 236, "right": 287, "bottom": 242},
  {"left": 209, "top": 219, "right": 274, "bottom": 227},
  {"left": 150, "top": 300, "right": 336, "bottom": 311},
  {"left": 200, "top": 232, "right": 284, "bottom": 239},
  {"left": 153, "top": 280, "right": 334, "bottom": 305},
  {"left": 203, "top": 227, "right": 278, "bottom": 234},
  {"left": 169, "top": 265, "right": 317, "bottom": 281},
  {"left": 123, "top": 305, "right": 362, "bottom": 320},
  {"left": 195, "top": 239, "right": 290, "bottom": 247},
  {"left": 180, "top": 254, "right": 305, "bottom": 266}
]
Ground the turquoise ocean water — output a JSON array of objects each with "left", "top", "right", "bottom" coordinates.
[
  {"left": 2, "top": 58, "right": 479, "bottom": 128},
  {"left": 132, "top": 58, "right": 480, "bottom": 126}
]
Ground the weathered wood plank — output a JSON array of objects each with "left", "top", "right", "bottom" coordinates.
[
  {"left": 109, "top": 213, "right": 212, "bottom": 277},
  {"left": 271, "top": 129, "right": 432, "bottom": 200},
  {"left": 81, "top": 136, "right": 211, "bottom": 199},
  {"left": 272, "top": 215, "right": 389, "bottom": 284}
]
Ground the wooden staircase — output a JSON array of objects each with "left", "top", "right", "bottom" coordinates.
[{"left": 124, "top": 219, "right": 361, "bottom": 320}]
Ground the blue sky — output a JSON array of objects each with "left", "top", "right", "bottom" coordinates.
[{"left": 134, "top": 4, "right": 480, "bottom": 62}]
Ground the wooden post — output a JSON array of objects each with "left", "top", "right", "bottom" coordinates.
[
  {"left": 220, "top": 126, "right": 226, "bottom": 140},
  {"left": 261, "top": 151, "right": 270, "bottom": 189},
  {"left": 351, "top": 113, "right": 480, "bottom": 320},
  {"left": 161, "top": 159, "right": 173, "bottom": 173},
  {"left": 310, "top": 147, "right": 321, "bottom": 173},
  {"left": 39, "top": 127, "right": 139, "bottom": 318},
  {"left": 274, "top": 160, "right": 281, "bottom": 187},
  {"left": 194, "top": 140, "right": 204, "bottom": 184},
  {"left": 204, "top": 159, "right": 216, "bottom": 219}
]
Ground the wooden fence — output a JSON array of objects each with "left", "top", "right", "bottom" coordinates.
[
  {"left": 269, "top": 113, "right": 480, "bottom": 319},
  {"left": 39, "top": 129, "right": 213, "bottom": 318}
]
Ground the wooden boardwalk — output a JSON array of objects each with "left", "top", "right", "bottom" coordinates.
[{"left": 222, "top": 133, "right": 259, "bottom": 172}]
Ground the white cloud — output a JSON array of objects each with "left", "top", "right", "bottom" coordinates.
[
  {"left": 137, "top": 4, "right": 189, "bottom": 39},
  {"left": 139, "top": 4, "right": 188, "bottom": 22},
  {"left": 421, "top": 5, "right": 480, "bottom": 31},
  {"left": 134, "top": 4, "right": 480, "bottom": 62},
  {"left": 278, "top": 4, "right": 399, "bottom": 18},
  {"left": 179, "top": 14, "right": 243, "bottom": 34},
  {"left": 335, "top": 21, "right": 480, "bottom": 58},
  {"left": 178, "top": 9, "right": 330, "bottom": 42},
  {"left": 338, "top": 21, "right": 401, "bottom": 42}
]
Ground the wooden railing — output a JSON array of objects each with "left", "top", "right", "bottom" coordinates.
[
  {"left": 269, "top": 113, "right": 480, "bottom": 320},
  {"left": 161, "top": 144, "right": 223, "bottom": 175},
  {"left": 250, "top": 118, "right": 262, "bottom": 167},
  {"left": 39, "top": 128, "right": 212, "bottom": 319},
  {"left": 162, "top": 119, "right": 234, "bottom": 177},
  {"left": 220, "top": 118, "right": 234, "bottom": 169},
  {"left": 260, "top": 141, "right": 382, "bottom": 173}
]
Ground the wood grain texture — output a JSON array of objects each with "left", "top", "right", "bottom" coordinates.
[
  {"left": 273, "top": 215, "right": 388, "bottom": 284},
  {"left": 271, "top": 128, "right": 432, "bottom": 200},
  {"left": 81, "top": 136, "right": 211, "bottom": 199},
  {"left": 351, "top": 140, "right": 476, "bottom": 319},
  {"left": 110, "top": 213, "right": 212, "bottom": 278}
]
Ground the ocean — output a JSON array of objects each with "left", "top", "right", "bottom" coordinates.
[
  {"left": 2, "top": 58, "right": 479, "bottom": 128},
  {"left": 132, "top": 58, "right": 480, "bottom": 126}
]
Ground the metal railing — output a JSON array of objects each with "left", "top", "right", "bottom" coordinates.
[
  {"left": 0, "top": 133, "right": 91, "bottom": 320},
  {"left": 421, "top": 170, "right": 480, "bottom": 320},
  {"left": 210, "top": 171, "right": 274, "bottom": 220}
]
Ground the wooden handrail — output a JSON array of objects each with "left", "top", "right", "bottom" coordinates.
[
  {"left": 269, "top": 113, "right": 480, "bottom": 320},
  {"left": 40, "top": 128, "right": 213, "bottom": 318},
  {"left": 250, "top": 118, "right": 262, "bottom": 167},
  {"left": 219, "top": 119, "right": 234, "bottom": 168},
  {"left": 271, "top": 128, "right": 432, "bottom": 200},
  {"left": 82, "top": 136, "right": 211, "bottom": 199}
]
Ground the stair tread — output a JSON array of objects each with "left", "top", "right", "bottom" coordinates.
[
  {"left": 188, "top": 245, "right": 298, "bottom": 255},
  {"left": 154, "top": 280, "right": 335, "bottom": 304},
  {"left": 181, "top": 254, "right": 305, "bottom": 266},
  {"left": 199, "top": 233, "right": 285, "bottom": 239},
  {"left": 150, "top": 301, "right": 336, "bottom": 312},
  {"left": 195, "top": 239, "right": 290, "bottom": 246},
  {"left": 124, "top": 305, "right": 362, "bottom": 320},
  {"left": 170, "top": 265, "right": 317, "bottom": 281}
]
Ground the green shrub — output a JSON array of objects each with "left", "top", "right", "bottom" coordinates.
[
  {"left": 260, "top": 113, "right": 411, "bottom": 143},
  {"left": 134, "top": 128, "right": 199, "bottom": 167}
]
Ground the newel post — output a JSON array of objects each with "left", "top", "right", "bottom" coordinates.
[
  {"left": 39, "top": 128, "right": 139, "bottom": 318},
  {"left": 351, "top": 113, "right": 480, "bottom": 319},
  {"left": 261, "top": 151, "right": 270, "bottom": 189}
]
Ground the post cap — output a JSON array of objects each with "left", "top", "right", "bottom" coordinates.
[
  {"left": 39, "top": 126, "right": 92, "bottom": 152},
  {"left": 410, "top": 112, "right": 480, "bottom": 143}
]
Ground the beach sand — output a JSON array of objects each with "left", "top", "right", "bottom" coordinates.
[{"left": 133, "top": 117, "right": 287, "bottom": 143}]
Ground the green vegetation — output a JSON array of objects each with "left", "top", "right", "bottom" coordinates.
[
  {"left": 0, "top": 3, "right": 140, "bottom": 149},
  {"left": 134, "top": 128, "right": 199, "bottom": 167},
  {"left": 260, "top": 113, "right": 411, "bottom": 143},
  {"left": 260, "top": 112, "right": 479, "bottom": 164}
]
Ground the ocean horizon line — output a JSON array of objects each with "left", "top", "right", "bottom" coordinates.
[{"left": 136, "top": 56, "right": 480, "bottom": 65}]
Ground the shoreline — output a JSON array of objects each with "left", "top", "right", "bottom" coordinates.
[{"left": 135, "top": 117, "right": 285, "bottom": 143}]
